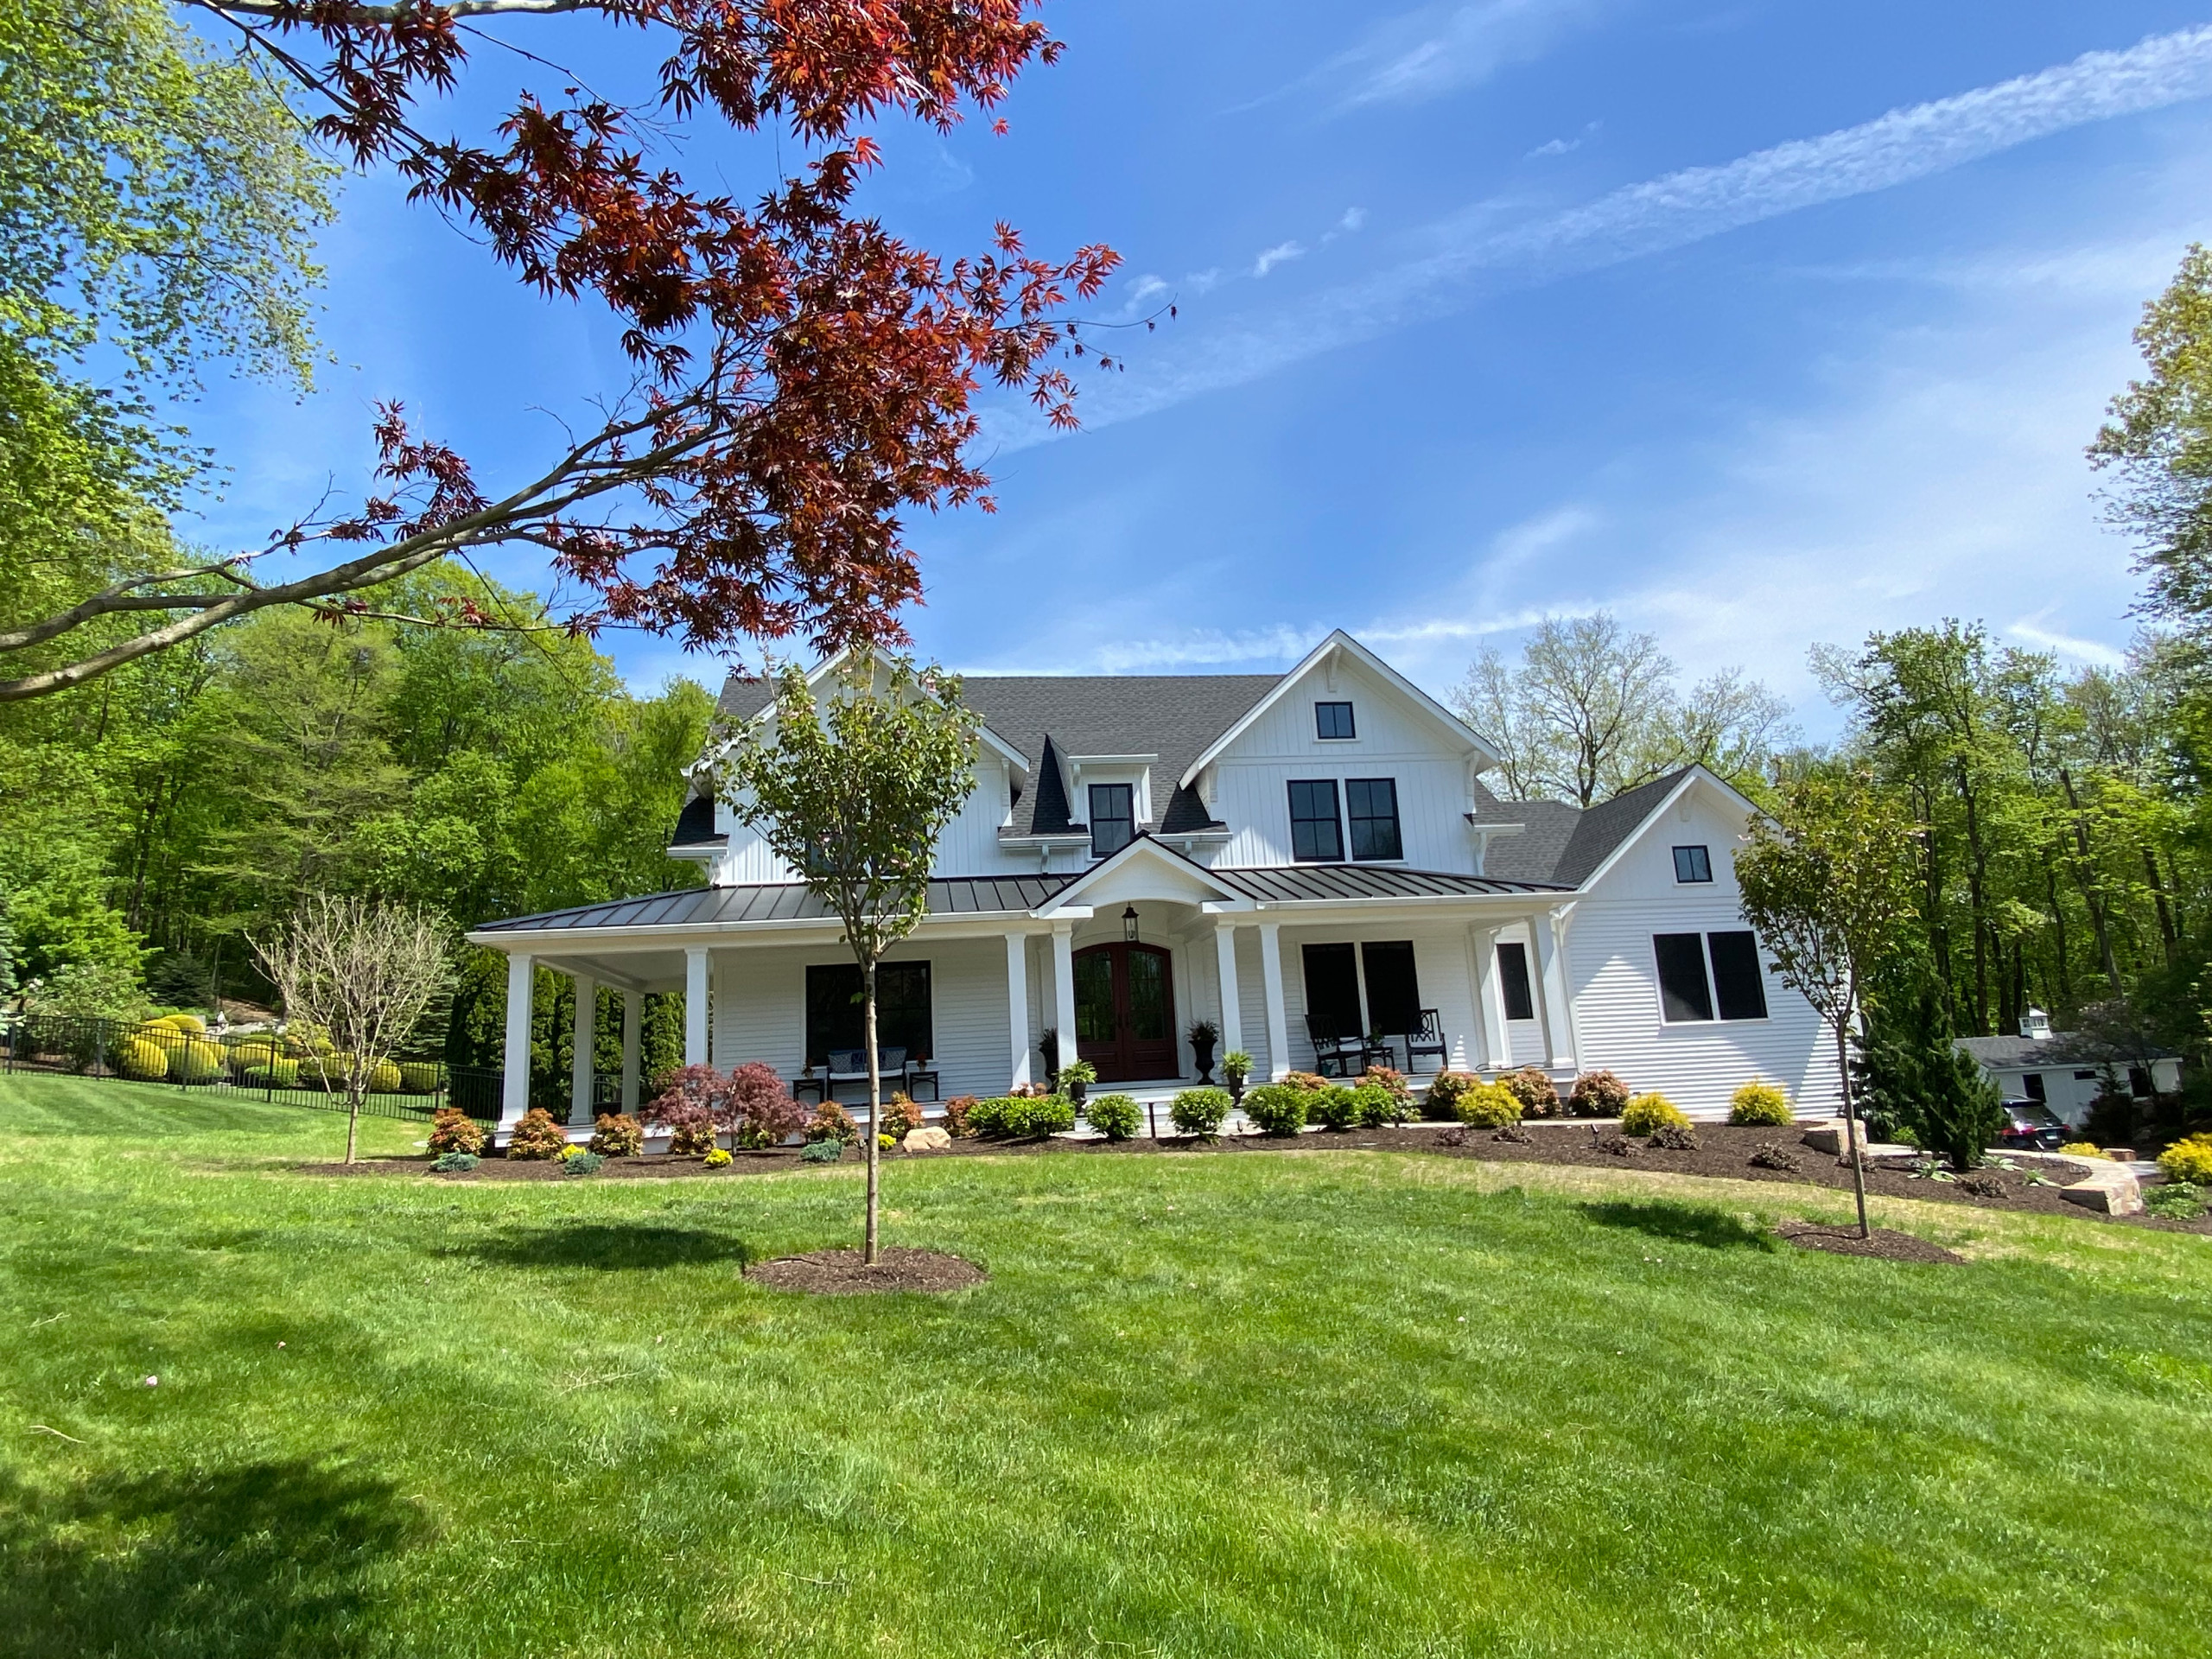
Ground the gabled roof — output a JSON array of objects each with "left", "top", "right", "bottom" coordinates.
[
  {"left": 1458, "top": 766, "right": 1749, "bottom": 887},
  {"left": 668, "top": 793, "right": 724, "bottom": 849},
  {"left": 474, "top": 874, "right": 1073, "bottom": 935},
  {"left": 1957, "top": 1033, "right": 2177, "bottom": 1067}
]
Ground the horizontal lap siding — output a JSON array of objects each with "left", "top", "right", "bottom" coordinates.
[
  {"left": 1278, "top": 923, "right": 1477, "bottom": 1074},
  {"left": 1564, "top": 899, "right": 1839, "bottom": 1116},
  {"left": 712, "top": 938, "right": 1014, "bottom": 1102}
]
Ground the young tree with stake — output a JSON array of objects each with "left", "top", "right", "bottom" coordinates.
[
  {"left": 253, "top": 893, "right": 451, "bottom": 1163},
  {"left": 1734, "top": 773, "right": 1919, "bottom": 1239},
  {"left": 717, "top": 655, "right": 977, "bottom": 1264}
]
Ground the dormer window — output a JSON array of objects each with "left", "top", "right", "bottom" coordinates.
[
  {"left": 1673, "top": 845, "right": 1713, "bottom": 883},
  {"left": 1089, "top": 784, "right": 1135, "bottom": 858},
  {"left": 1315, "top": 701, "right": 1356, "bottom": 740}
]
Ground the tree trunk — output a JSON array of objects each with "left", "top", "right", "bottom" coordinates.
[
  {"left": 2058, "top": 771, "right": 2123, "bottom": 995},
  {"left": 1834, "top": 1016, "right": 1870, "bottom": 1241},
  {"left": 863, "top": 956, "right": 880, "bottom": 1267},
  {"left": 2143, "top": 847, "right": 2177, "bottom": 962},
  {"left": 346, "top": 1082, "right": 361, "bottom": 1165}
]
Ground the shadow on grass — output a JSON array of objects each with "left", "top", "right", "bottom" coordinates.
[
  {"left": 0, "top": 1459, "right": 419, "bottom": 1658},
  {"left": 465, "top": 1223, "right": 757, "bottom": 1270},
  {"left": 1581, "top": 1199, "right": 1780, "bottom": 1252}
]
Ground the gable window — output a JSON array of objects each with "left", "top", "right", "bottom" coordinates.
[
  {"left": 1315, "top": 701, "right": 1357, "bottom": 740},
  {"left": 1287, "top": 779, "right": 1344, "bottom": 861},
  {"left": 1653, "top": 931, "right": 1769, "bottom": 1023},
  {"left": 1496, "top": 942, "right": 1535, "bottom": 1021},
  {"left": 1673, "top": 844, "right": 1713, "bottom": 883},
  {"left": 1088, "top": 783, "right": 1135, "bottom": 858},
  {"left": 806, "top": 962, "right": 931, "bottom": 1065},
  {"left": 1345, "top": 778, "right": 1403, "bottom": 861}
]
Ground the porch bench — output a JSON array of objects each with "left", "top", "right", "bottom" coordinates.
[{"left": 798, "top": 1048, "right": 934, "bottom": 1104}]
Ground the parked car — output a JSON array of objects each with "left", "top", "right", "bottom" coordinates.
[{"left": 1994, "top": 1099, "right": 2069, "bottom": 1151}]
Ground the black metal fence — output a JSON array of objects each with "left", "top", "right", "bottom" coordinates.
[{"left": 2, "top": 1014, "right": 499, "bottom": 1123}]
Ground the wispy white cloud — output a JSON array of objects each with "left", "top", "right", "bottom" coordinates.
[
  {"left": 992, "top": 23, "right": 2212, "bottom": 451},
  {"left": 1253, "top": 240, "right": 1306, "bottom": 277},
  {"left": 2009, "top": 616, "right": 2130, "bottom": 666},
  {"left": 1526, "top": 120, "right": 1602, "bottom": 160},
  {"left": 1310, "top": 0, "right": 1623, "bottom": 114}
]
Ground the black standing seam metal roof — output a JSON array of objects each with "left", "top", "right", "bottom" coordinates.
[{"left": 475, "top": 864, "right": 1561, "bottom": 934}]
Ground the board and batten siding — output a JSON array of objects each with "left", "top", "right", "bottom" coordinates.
[
  {"left": 710, "top": 936, "right": 1016, "bottom": 1102},
  {"left": 1561, "top": 789, "right": 1840, "bottom": 1117}
]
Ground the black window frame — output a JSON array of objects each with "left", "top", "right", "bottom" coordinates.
[
  {"left": 1673, "top": 844, "right": 1713, "bottom": 883},
  {"left": 805, "top": 961, "right": 932, "bottom": 1066},
  {"left": 1654, "top": 933, "right": 1716, "bottom": 1023},
  {"left": 1315, "top": 701, "right": 1357, "bottom": 741},
  {"left": 1496, "top": 941, "right": 1535, "bottom": 1022},
  {"left": 1345, "top": 777, "right": 1403, "bottom": 861},
  {"left": 1087, "top": 782, "right": 1135, "bottom": 860},
  {"left": 1706, "top": 930, "right": 1769, "bottom": 1021},
  {"left": 1287, "top": 779, "right": 1344, "bottom": 862},
  {"left": 1653, "top": 931, "right": 1770, "bottom": 1024}
]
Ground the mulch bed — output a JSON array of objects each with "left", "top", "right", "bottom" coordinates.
[
  {"left": 1774, "top": 1220, "right": 1967, "bottom": 1264},
  {"left": 298, "top": 1122, "right": 2212, "bottom": 1236},
  {"left": 745, "top": 1247, "right": 984, "bottom": 1295}
]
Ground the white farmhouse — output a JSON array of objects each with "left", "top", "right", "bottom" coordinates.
[{"left": 467, "top": 632, "right": 1840, "bottom": 1132}]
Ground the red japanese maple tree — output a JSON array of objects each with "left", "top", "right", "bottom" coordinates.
[{"left": 0, "top": 0, "right": 1116, "bottom": 700}]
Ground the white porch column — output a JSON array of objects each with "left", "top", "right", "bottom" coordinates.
[
  {"left": 1530, "top": 908, "right": 1577, "bottom": 1070},
  {"left": 1051, "top": 923, "right": 1077, "bottom": 1076},
  {"left": 620, "top": 988, "right": 642, "bottom": 1113},
  {"left": 1212, "top": 921, "right": 1244, "bottom": 1059},
  {"left": 500, "top": 951, "right": 534, "bottom": 1129},
  {"left": 1005, "top": 931, "right": 1033, "bottom": 1090},
  {"left": 569, "top": 972, "right": 596, "bottom": 1126},
  {"left": 1470, "top": 925, "right": 1511, "bottom": 1072},
  {"left": 1256, "top": 920, "right": 1289, "bottom": 1081},
  {"left": 683, "top": 947, "right": 710, "bottom": 1066}
]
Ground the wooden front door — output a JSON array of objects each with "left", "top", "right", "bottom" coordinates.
[{"left": 1072, "top": 943, "right": 1178, "bottom": 1083}]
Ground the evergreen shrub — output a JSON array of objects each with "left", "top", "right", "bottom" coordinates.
[
  {"left": 1621, "top": 1092, "right": 1690, "bottom": 1136},
  {"left": 1241, "top": 1083, "right": 1308, "bottom": 1136},
  {"left": 1084, "top": 1093, "right": 1141, "bottom": 1141},
  {"left": 2158, "top": 1134, "right": 2212, "bottom": 1186},
  {"left": 397, "top": 1062, "right": 441, "bottom": 1095},
  {"left": 1355, "top": 1083, "right": 1413, "bottom": 1127},
  {"left": 1728, "top": 1080, "right": 1794, "bottom": 1127},
  {"left": 1169, "top": 1087, "right": 1230, "bottom": 1136},
  {"left": 1311, "top": 1085, "right": 1361, "bottom": 1130},
  {"left": 115, "top": 1035, "right": 168, "bottom": 1081},
  {"left": 1453, "top": 1081, "right": 1522, "bottom": 1128}
]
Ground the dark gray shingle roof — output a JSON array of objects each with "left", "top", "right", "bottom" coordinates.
[
  {"left": 715, "top": 669, "right": 1282, "bottom": 837},
  {"left": 669, "top": 793, "right": 723, "bottom": 848},
  {"left": 1461, "top": 770, "right": 1694, "bottom": 886},
  {"left": 1956, "top": 1033, "right": 2175, "bottom": 1067}
]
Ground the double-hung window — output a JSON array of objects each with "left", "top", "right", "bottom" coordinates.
[
  {"left": 1345, "top": 778, "right": 1402, "bottom": 861},
  {"left": 1653, "top": 931, "right": 1769, "bottom": 1023},
  {"left": 1088, "top": 783, "right": 1135, "bottom": 858},
  {"left": 1287, "top": 779, "right": 1344, "bottom": 861}
]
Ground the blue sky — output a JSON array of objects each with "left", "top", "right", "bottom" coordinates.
[{"left": 181, "top": 3, "right": 2212, "bottom": 733}]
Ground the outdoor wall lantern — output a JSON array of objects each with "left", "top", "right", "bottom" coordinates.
[{"left": 1122, "top": 906, "right": 1140, "bottom": 944}]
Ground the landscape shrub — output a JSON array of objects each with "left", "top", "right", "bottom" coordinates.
[
  {"left": 2157, "top": 1133, "right": 2212, "bottom": 1186},
  {"left": 225, "top": 1040, "right": 277, "bottom": 1076},
  {"left": 241, "top": 1061, "right": 301, "bottom": 1090},
  {"left": 1241, "top": 1083, "right": 1309, "bottom": 1136},
  {"left": 2059, "top": 1141, "right": 2108, "bottom": 1159},
  {"left": 1452, "top": 1080, "right": 1522, "bottom": 1128},
  {"left": 1649, "top": 1122, "right": 1700, "bottom": 1151},
  {"left": 589, "top": 1113, "right": 645, "bottom": 1157},
  {"left": 1621, "top": 1092, "right": 1690, "bottom": 1136},
  {"left": 1084, "top": 1093, "right": 1141, "bottom": 1141},
  {"left": 1728, "top": 1080, "right": 1794, "bottom": 1127},
  {"left": 364, "top": 1058, "right": 404, "bottom": 1096},
  {"left": 170, "top": 1040, "right": 226, "bottom": 1084},
  {"left": 1281, "top": 1071, "right": 1330, "bottom": 1092},
  {"left": 152, "top": 1014, "right": 206, "bottom": 1034},
  {"left": 1424, "top": 1071, "right": 1481, "bottom": 1119},
  {"left": 1354, "top": 1083, "right": 1412, "bottom": 1127},
  {"left": 429, "top": 1151, "right": 479, "bottom": 1173},
  {"left": 397, "top": 1062, "right": 441, "bottom": 1096},
  {"left": 2145, "top": 1181, "right": 2205, "bottom": 1220},
  {"left": 726, "top": 1062, "right": 807, "bottom": 1147},
  {"left": 702, "top": 1147, "right": 734, "bottom": 1168},
  {"left": 562, "top": 1150, "right": 606, "bottom": 1177},
  {"left": 1503, "top": 1065, "right": 1561, "bottom": 1118},
  {"left": 1365, "top": 1065, "right": 1413, "bottom": 1103},
  {"left": 942, "top": 1096, "right": 978, "bottom": 1137},
  {"left": 805, "top": 1102, "right": 859, "bottom": 1145},
  {"left": 115, "top": 1035, "right": 168, "bottom": 1081},
  {"left": 658, "top": 1104, "right": 718, "bottom": 1156},
  {"left": 1748, "top": 1141, "right": 1803, "bottom": 1173},
  {"left": 1311, "top": 1085, "right": 1361, "bottom": 1130},
  {"left": 1169, "top": 1087, "right": 1230, "bottom": 1136},
  {"left": 1594, "top": 1134, "right": 1638, "bottom": 1157},
  {"left": 1491, "top": 1122, "right": 1532, "bottom": 1144},
  {"left": 426, "top": 1107, "right": 486, "bottom": 1156},
  {"left": 880, "top": 1093, "right": 925, "bottom": 1140},
  {"left": 966, "top": 1094, "right": 1077, "bottom": 1139},
  {"left": 1567, "top": 1069, "right": 1630, "bottom": 1118},
  {"left": 799, "top": 1139, "right": 843, "bottom": 1164},
  {"left": 505, "top": 1108, "right": 569, "bottom": 1160}
]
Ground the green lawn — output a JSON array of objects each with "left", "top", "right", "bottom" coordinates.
[{"left": 2, "top": 1073, "right": 2208, "bottom": 1658}]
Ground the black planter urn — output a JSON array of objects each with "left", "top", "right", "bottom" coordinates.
[{"left": 1192, "top": 1038, "right": 1217, "bottom": 1084}]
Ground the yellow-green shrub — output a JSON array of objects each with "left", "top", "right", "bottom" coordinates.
[
  {"left": 1453, "top": 1080, "right": 1523, "bottom": 1128},
  {"left": 1728, "top": 1080, "right": 1793, "bottom": 1127},
  {"left": 114, "top": 1035, "right": 168, "bottom": 1081},
  {"left": 397, "top": 1062, "right": 441, "bottom": 1096},
  {"left": 1424, "top": 1071, "right": 1482, "bottom": 1118},
  {"left": 152, "top": 1014, "right": 206, "bottom": 1034},
  {"left": 170, "top": 1039, "right": 225, "bottom": 1084},
  {"left": 364, "top": 1058, "right": 404, "bottom": 1096},
  {"left": 1621, "top": 1092, "right": 1690, "bottom": 1136},
  {"left": 2157, "top": 1134, "right": 2212, "bottom": 1185},
  {"left": 2057, "top": 1141, "right": 2107, "bottom": 1160}
]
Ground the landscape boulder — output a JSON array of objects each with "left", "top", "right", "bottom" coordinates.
[{"left": 903, "top": 1127, "right": 953, "bottom": 1153}]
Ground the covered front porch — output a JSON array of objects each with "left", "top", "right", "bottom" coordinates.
[{"left": 466, "top": 845, "right": 1577, "bottom": 1133}]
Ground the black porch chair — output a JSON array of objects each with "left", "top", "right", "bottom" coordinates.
[
  {"left": 821, "top": 1047, "right": 907, "bottom": 1102},
  {"left": 1305, "top": 1015, "right": 1373, "bottom": 1079},
  {"left": 1404, "top": 1008, "right": 1448, "bottom": 1073}
]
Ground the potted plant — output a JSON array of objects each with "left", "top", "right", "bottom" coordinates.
[
  {"left": 1187, "top": 1020, "right": 1220, "bottom": 1084},
  {"left": 1221, "top": 1050, "right": 1253, "bottom": 1105},
  {"left": 1058, "top": 1058, "right": 1096, "bottom": 1105},
  {"left": 1037, "top": 1027, "right": 1059, "bottom": 1090}
]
